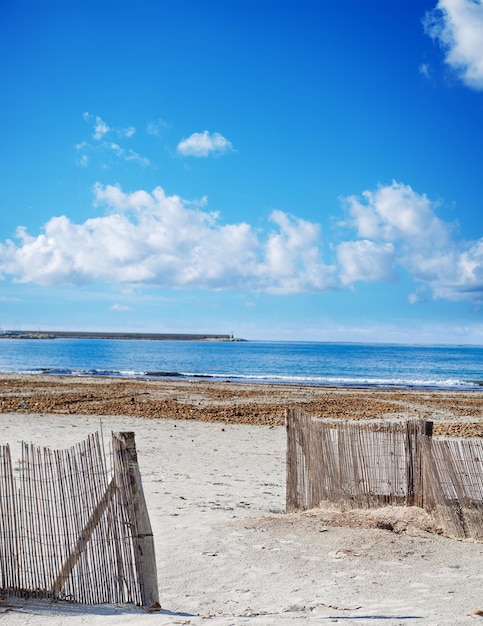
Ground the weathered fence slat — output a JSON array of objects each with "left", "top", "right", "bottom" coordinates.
[
  {"left": 0, "top": 444, "right": 20, "bottom": 594},
  {"left": 0, "top": 432, "right": 157, "bottom": 605}
]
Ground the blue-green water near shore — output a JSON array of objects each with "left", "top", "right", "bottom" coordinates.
[{"left": 1, "top": 338, "right": 483, "bottom": 390}]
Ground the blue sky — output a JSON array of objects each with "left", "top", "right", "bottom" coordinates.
[{"left": 2, "top": 0, "right": 483, "bottom": 343}]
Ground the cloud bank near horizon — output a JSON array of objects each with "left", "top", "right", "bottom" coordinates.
[{"left": 1, "top": 181, "right": 482, "bottom": 303}]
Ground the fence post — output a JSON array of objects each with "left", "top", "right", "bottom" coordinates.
[
  {"left": 117, "top": 432, "right": 159, "bottom": 607},
  {"left": 286, "top": 409, "right": 310, "bottom": 512},
  {"left": 406, "top": 420, "right": 433, "bottom": 507},
  {"left": 285, "top": 409, "right": 296, "bottom": 512}
]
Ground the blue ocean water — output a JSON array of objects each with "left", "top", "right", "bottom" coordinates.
[{"left": 0, "top": 338, "right": 483, "bottom": 390}]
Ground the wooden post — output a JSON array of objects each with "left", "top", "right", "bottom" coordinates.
[
  {"left": 422, "top": 420, "right": 433, "bottom": 437},
  {"left": 117, "top": 432, "right": 159, "bottom": 607},
  {"left": 406, "top": 420, "right": 433, "bottom": 508},
  {"left": 285, "top": 409, "right": 294, "bottom": 512}
]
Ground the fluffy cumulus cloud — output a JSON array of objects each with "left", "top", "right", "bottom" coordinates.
[
  {"left": 0, "top": 184, "right": 334, "bottom": 294},
  {"left": 424, "top": 0, "right": 483, "bottom": 90},
  {"left": 176, "top": 131, "right": 233, "bottom": 157},
  {"left": 337, "top": 240, "right": 396, "bottom": 285},
  {"left": 338, "top": 180, "right": 483, "bottom": 301},
  {"left": 2, "top": 180, "right": 483, "bottom": 301}
]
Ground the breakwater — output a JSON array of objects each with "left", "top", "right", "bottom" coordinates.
[{"left": 0, "top": 331, "right": 240, "bottom": 341}]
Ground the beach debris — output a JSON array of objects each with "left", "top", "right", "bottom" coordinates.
[
  {"left": 335, "top": 548, "right": 365, "bottom": 557},
  {"left": 318, "top": 602, "right": 362, "bottom": 611},
  {"left": 3, "top": 376, "right": 483, "bottom": 436},
  {"left": 376, "top": 520, "right": 395, "bottom": 531}
]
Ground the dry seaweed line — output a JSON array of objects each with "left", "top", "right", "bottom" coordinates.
[
  {"left": 0, "top": 432, "right": 158, "bottom": 605},
  {"left": 286, "top": 409, "right": 483, "bottom": 541}
]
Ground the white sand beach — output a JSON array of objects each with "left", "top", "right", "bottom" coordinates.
[{"left": 1, "top": 403, "right": 483, "bottom": 626}]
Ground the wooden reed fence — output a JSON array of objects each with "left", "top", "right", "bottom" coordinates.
[
  {"left": 286, "top": 410, "right": 483, "bottom": 541},
  {"left": 420, "top": 436, "right": 483, "bottom": 541},
  {"left": 0, "top": 432, "right": 158, "bottom": 606}
]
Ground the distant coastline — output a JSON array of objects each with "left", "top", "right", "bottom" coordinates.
[{"left": 0, "top": 330, "right": 245, "bottom": 342}]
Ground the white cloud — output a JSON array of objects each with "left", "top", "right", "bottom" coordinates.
[
  {"left": 408, "top": 291, "right": 427, "bottom": 305},
  {"left": 340, "top": 180, "right": 483, "bottom": 301},
  {"left": 83, "top": 112, "right": 111, "bottom": 140},
  {"left": 177, "top": 131, "right": 233, "bottom": 157},
  {"left": 76, "top": 154, "right": 89, "bottom": 167},
  {"left": 110, "top": 304, "right": 133, "bottom": 311},
  {"left": 106, "top": 142, "right": 150, "bottom": 166},
  {"left": 419, "top": 62, "right": 431, "bottom": 79},
  {"left": 0, "top": 184, "right": 333, "bottom": 293},
  {"left": 2, "top": 180, "right": 483, "bottom": 302},
  {"left": 147, "top": 119, "right": 169, "bottom": 136},
  {"left": 77, "top": 114, "right": 148, "bottom": 167},
  {"left": 258, "top": 210, "right": 336, "bottom": 293},
  {"left": 424, "top": 0, "right": 483, "bottom": 90},
  {"left": 337, "top": 240, "right": 396, "bottom": 285},
  {"left": 343, "top": 181, "right": 450, "bottom": 247},
  {"left": 83, "top": 112, "right": 135, "bottom": 140}
]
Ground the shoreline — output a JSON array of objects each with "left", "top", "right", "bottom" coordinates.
[
  {"left": 3, "top": 370, "right": 482, "bottom": 391},
  {"left": 2, "top": 372, "right": 483, "bottom": 437}
]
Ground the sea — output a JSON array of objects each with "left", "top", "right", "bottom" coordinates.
[{"left": 0, "top": 338, "right": 483, "bottom": 391}]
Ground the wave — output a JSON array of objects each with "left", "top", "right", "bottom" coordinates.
[
  {"left": 196, "top": 372, "right": 479, "bottom": 390},
  {"left": 0, "top": 367, "right": 146, "bottom": 378},
  {"left": 0, "top": 366, "right": 480, "bottom": 390}
]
